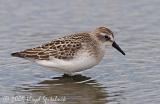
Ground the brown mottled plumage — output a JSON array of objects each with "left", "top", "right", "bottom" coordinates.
[{"left": 11, "top": 32, "right": 98, "bottom": 60}]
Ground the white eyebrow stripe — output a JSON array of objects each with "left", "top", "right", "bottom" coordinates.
[{"left": 100, "top": 33, "right": 106, "bottom": 36}]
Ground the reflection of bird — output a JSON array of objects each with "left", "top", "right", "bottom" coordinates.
[
  {"left": 11, "top": 27, "right": 125, "bottom": 74},
  {"left": 22, "top": 74, "right": 108, "bottom": 104},
  {"left": 40, "top": 74, "right": 94, "bottom": 84}
]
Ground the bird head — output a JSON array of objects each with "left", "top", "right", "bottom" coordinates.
[{"left": 95, "top": 27, "right": 125, "bottom": 55}]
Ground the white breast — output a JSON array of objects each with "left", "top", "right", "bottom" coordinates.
[
  {"left": 36, "top": 44, "right": 106, "bottom": 74},
  {"left": 36, "top": 52, "right": 100, "bottom": 74}
]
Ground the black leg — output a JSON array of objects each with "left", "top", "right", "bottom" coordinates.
[{"left": 62, "top": 73, "right": 72, "bottom": 77}]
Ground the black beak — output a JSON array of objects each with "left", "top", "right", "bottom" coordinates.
[{"left": 112, "top": 41, "right": 125, "bottom": 55}]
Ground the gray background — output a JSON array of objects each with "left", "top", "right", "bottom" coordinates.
[{"left": 0, "top": 0, "right": 160, "bottom": 104}]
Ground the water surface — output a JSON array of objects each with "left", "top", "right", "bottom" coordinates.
[{"left": 0, "top": 0, "right": 160, "bottom": 104}]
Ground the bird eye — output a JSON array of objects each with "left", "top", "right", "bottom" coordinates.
[{"left": 105, "top": 36, "right": 110, "bottom": 40}]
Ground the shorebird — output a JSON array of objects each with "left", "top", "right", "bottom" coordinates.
[{"left": 11, "top": 27, "right": 125, "bottom": 74}]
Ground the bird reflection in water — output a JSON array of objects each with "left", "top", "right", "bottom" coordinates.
[{"left": 22, "top": 74, "right": 108, "bottom": 104}]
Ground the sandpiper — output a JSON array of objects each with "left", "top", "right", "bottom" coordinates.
[{"left": 11, "top": 27, "right": 125, "bottom": 74}]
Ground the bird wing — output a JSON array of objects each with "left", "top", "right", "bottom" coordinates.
[{"left": 11, "top": 38, "right": 82, "bottom": 60}]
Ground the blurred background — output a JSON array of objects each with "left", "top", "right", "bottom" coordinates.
[{"left": 0, "top": 0, "right": 160, "bottom": 104}]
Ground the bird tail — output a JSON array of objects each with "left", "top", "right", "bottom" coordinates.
[{"left": 11, "top": 52, "right": 25, "bottom": 58}]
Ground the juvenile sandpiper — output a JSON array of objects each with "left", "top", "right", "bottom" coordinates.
[{"left": 11, "top": 27, "right": 125, "bottom": 74}]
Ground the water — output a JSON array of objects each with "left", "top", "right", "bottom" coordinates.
[{"left": 0, "top": 0, "right": 160, "bottom": 104}]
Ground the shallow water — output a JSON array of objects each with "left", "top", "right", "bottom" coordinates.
[{"left": 0, "top": 0, "right": 160, "bottom": 104}]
